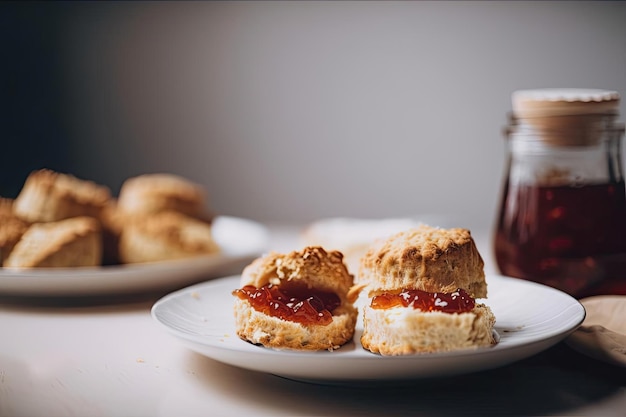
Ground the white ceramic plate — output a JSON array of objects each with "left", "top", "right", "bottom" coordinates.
[
  {"left": 0, "top": 216, "right": 269, "bottom": 296},
  {"left": 151, "top": 274, "right": 585, "bottom": 382}
]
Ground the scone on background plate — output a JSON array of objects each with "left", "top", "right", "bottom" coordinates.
[
  {"left": 4, "top": 168, "right": 222, "bottom": 268},
  {"left": 0, "top": 208, "right": 30, "bottom": 265},
  {"left": 232, "top": 246, "right": 360, "bottom": 351},
  {"left": 118, "top": 211, "right": 220, "bottom": 264},
  {"left": 358, "top": 224, "right": 496, "bottom": 356},
  {"left": 106, "top": 173, "right": 220, "bottom": 265},
  {"left": 4, "top": 216, "right": 102, "bottom": 268},
  {"left": 13, "top": 169, "right": 111, "bottom": 223},
  {"left": 117, "top": 173, "right": 213, "bottom": 222}
]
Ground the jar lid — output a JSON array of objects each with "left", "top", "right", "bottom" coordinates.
[{"left": 512, "top": 88, "right": 620, "bottom": 118}]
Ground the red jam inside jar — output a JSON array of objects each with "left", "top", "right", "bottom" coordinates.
[
  {"left": 495, "top": 181, "right": 626, "bottom": 298},
  {"left": 371, "top": 288, "right": 475, "bottom": 313},
  {"left": 233, "top": 283, "right": 341, "bottom": 326}
]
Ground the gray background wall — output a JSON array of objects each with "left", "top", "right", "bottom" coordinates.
[{"left": 4, "top": 1, "right": 626, "bottom": 229}]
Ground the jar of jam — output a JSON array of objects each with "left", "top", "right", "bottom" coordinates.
[{"left": 494, "top": 88, "right": 626, "bottom": 298}]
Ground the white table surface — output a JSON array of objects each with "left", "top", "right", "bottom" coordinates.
[{"left": 1, "top": 223, "right": 625, "bottom": 417}]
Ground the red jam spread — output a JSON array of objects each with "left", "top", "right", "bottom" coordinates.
[
  {"left": 233, "top": 283, "right": 341, "bottom": 325},
  {"left": 495, "top": 182, "right": 626, "bottom": 298},
  {"left": 371, "top": 288, "right": 475, "bottom": 313}
]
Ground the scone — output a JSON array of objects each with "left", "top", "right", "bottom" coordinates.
[
  {"left": 4, "top": 216, "right": 102, "bottom": 268},
  {"left": 13, "top": 169, "right": 111, "bottom": 223},
  {"left": 232, "top": 246, "right": 359, "bottom": 351},
  {"left": 117, "top": 173, "right": 212, "bottom": 222},
  {"left": 0, "top": 209, "right": 30, "bottom": 265},
  {"left": 118, "top": 211, "right": 220, "bottom": 263},
  {"left": 358, "top": 225, "right": 496, "bottom": 355}
]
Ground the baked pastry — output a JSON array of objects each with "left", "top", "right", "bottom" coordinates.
[
  {"left": 232, "top": 246, "right": 359, "bottom": 351},
  {"left": 4, "top": 216, "right": 102, "bottom": 268},
  {"left": 0, "top": 208, "right": 30, "bottom": 265},
  {"left": 13, "top": 169, "right": 111, "bottom": 223},
  {"left": 358, "top": 225, "right": 496, "bottom": 355},
  {"left": 118, "top": 211, "right": 220, "bottom": 264},
  {"left": 117, "top": 173, "right": 212, "bottom": 222}
]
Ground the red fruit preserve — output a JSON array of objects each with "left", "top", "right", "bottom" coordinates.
[
  {"left": 495, "top": 181, "right": 626, "bottom": 298},
  {"left": 371, "top": 288, "right": 475, "bottom": 313},
  {"left": 233, "top": 284, "right": 341, "bottom": 326}
]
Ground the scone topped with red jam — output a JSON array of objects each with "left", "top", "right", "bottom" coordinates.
[
  {"left": 232, "top": 246, "right": 359, "bottom": 351},
  {"left": 358, "top": 225, "right": 496, "bottom": 355}
]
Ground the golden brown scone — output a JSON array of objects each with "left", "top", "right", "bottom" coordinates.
[
  {"left": 233, "top": 246, "right": 359, "bottom": 351},
  {"left": 360, "top": 303, "right": 496, "bottom": 355},
  {"left": 117, "top": 173, "right": 212, "bottom": 222},
  {"left": 0, "top": 210, "right": 30, "bottom": 265},
  {"left": 13, "top": 169, "right": 111, "bottom": 223},
  {"left": 4, "top": 216, "right": 102, "bottom": 268},
  {"left": 359, "top": 224, "right": 487, "bottom": 298},
  {"left": 358, "top": 225, "right": 496, "bottom": 355},
  {"left": 118, "top": 211, "right": 220, "bottom": 264},
  {"left": 240, "top": 247, "right": 355, "bottom": 304}
]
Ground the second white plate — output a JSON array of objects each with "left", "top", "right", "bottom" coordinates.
[
  {"left": 151, "top": 274, "right": 585, "bottom": 382},
  {"left": 0, "top": 216, "right": 269, "bottom": 296}
]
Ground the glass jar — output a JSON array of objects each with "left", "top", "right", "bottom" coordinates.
[{"left": 494, "top": 88, "right": 626, "bottom": 298}]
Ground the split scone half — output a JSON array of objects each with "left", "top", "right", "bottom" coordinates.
[
  {"left": 4, "top": 216, "right": 102, "bottom": 268},
  {"left": 358, "top": 225, "right": 496, "bottom": 356},
  {"left": 232, "top": 246, "right": 359, "bottom": 351}
]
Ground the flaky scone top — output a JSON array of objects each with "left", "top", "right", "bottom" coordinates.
[
  {"left": 3, "top": 216, "right": 102, "bottom": 268},
  {"left": 117, "top": 173, "right": 209, "bottom": 219},
  {"left": 240, "top": 246, "right": 355, "bottom": 302},
  {"left": 358, "top": 224, "right": 487, "bottom": 298},
  {"left": 13, "top": 169, "right": 111, "bottom": 222}
]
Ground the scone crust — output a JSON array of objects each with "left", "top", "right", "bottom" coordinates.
[
  {"left": 4, "top": 216, "right": 102, "bottom": 268},
  {"left": 234, "top": 298, "right": 358, "bottom": 351},
  {"left": 240, "top": 246, "right": 354, "bottom": 304},
  {"left": 361, "top": 303, "right": 496, "bottom": 355},
  {"left": 117, "top": 173, "right": 210, "bottom": 220},
  {"left": 359, "top": 225, "right": 487, "bottom": 298},
  {"left": 13, "top": 169, "right": 111, "bottom": 223},
  {"left": 118, "top": 211, "right": 219, "bottom": 263},
  {"left": 0, "top": 211, "right": 30, "bottom": 265}
]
